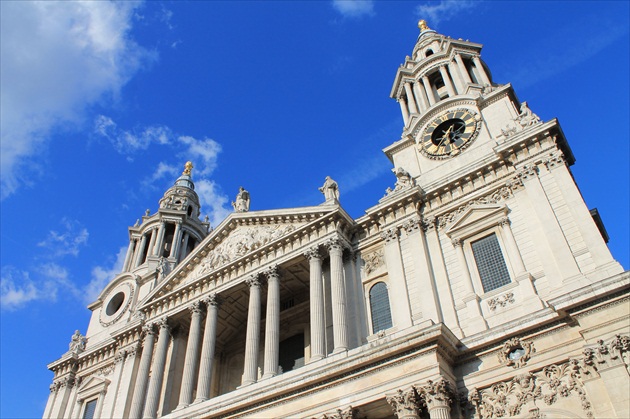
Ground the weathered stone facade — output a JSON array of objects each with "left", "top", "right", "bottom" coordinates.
[{"left": 45, "top": 21, "right": 629, "bottom": 419}]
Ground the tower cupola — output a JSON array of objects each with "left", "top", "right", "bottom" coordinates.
[
  {"left": 390, "top": 20, "right": 497, "bottom": 129},
  {"left": 119, "top": 162, "right": 210, "bottom": 278}
]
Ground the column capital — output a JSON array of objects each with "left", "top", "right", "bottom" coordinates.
[
  {"left": 451, "top": 238, "right": 463, "bottom": 247},
  {"left": 387, "top": 388, "right": 422, "bottom": 418},
  {"left": 517, "top": 164, "right": 539, "bottom": 181},
  {"left": 326, "top": 237, "right": 345, "bottom": 253},
  {"left": 415, "top": 378, "right": 454, "bottom": 411},
  {"left": 304, "top": 246, "right": 322, "bottom": 261},
  {"left": 142, "top": 322, "right": 157, "bottom": 337},
  {"left": 188, "top": 301, "right": 204, "bottom": 316},
  {"left": 380, "top": 227, "right": 399, "bottom": 243},
  {"left": 155, "top": 317, "right": 171, "bottom": 332},
  {"left": 202, "top": 293, "right": 223, "bottom": 307},
  {"left": 246, "top": 274, "right": 264, "bottom": 288},
  {"left": 264, "top": 265, "right": 280, "bottom": 280}
]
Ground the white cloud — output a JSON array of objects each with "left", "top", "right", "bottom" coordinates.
[
  {"left": 0, "top": 1, "right": 153, "bottom": 199},
  {"left": 195, "top": 179, "right": 231, "bottom": 228},
  {"left": 0, "top": 264, "right": 78, "bottom": 311},
  {"left": 37, "top": 218, "right": 89, "bottom": 257},
  {"left": 332, "top": 0, "right": 375, "bottom": 19},
  {"left": 415, "top": 0, "right": 474, "bottom": 27},
  {"left": 85, "top": 247, "right": 127, "bottom": 304},
  {"left": 0, "top": 268, "right": 43, "bottom": 311},
  {"left": 177, "top": 136, "right": 222, "bottom": 176}
]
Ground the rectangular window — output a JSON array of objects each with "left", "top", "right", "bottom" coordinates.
[
  {"left": 83, "top": 399, "right": 97, "bottom": 419},
  {"left": 471, "top": 233, "right": 511, "bottom": 292}
]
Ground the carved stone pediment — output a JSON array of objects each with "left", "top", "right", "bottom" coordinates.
[
  {"left": 192, "top": 223, "right": 301, "bottom": 277},
  {"left": 445, "top": 204, "right": 507, "bottom": 239},
  {"left": 141, "top": 206, "right": 346, "bottom": 304}
]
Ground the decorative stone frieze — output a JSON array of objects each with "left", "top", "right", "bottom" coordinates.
[
  {"left": 195, "top": 224, "right": 297, "bottom": 276},
  {"left": 363, "top": 249, "right": 384, "bottom": 275},
  {"left": 487, "top": 292, "right": 515, "bottom": 311},
  {"left": 387, "top": 388, "right": 423, "bottom": 419},
  {"left": 582, "top": 334, "right": 630, "bottom": 374},
  {"left": 498, "top": 337, "right": 535, "bottom": 368},
  {"left": 320, "top": 405, "right": 363, "bottom": 419},
  {"left": 467, "top": 363, "right": 593, "bottom": 419}
]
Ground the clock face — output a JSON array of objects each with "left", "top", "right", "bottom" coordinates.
[{"left": 420, "top": 109, "right": 480, "bottom": 159}]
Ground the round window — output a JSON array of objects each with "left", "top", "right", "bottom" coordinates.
[{"left": 106, "top": 292, "right": 125, "bottom": 315}]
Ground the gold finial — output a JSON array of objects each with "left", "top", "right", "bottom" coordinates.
[
  {"left": 418, "top": 19, "right": 430, "bottom": 31},
  {"left": 183, "top": 161, "right": 193, "bottom": 176}
]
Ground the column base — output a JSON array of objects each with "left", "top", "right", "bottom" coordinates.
[
  {"left": 332, "top": 347, "right": 348, "bottom": 355},
  {"left": 309, "top": 354, "right": 324, "bottom": 363},
  {"left": 261, "top": 372, "right": 277, "bottom": 380},
  {"left": 174, "top": 403, "right": 189, "bottom": 411},
  {"left": 193, "top": 397, "right": 208, "bottom": 404}
]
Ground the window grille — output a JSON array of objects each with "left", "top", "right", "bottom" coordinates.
[
  {"left": 82, "top": 399, "right": 97, "bottom": 419},
  {"left": 471, "top": 233, "right": 511, "bottom": 292},
  {"left": 369, "top": 282, "right": 393, "bottom": 333}
]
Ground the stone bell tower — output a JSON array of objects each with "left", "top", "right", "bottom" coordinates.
[
  {"left": 120, "top": 162, "right": 211, "bottom": 278},
  {"left": 380, "top": 20, "right": 622, "bottom": 336}
]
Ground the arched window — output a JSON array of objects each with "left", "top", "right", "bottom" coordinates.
[
  {"left": 369, "top": 282, "right": 393, "bottom": 333},
  {"left": 425, "top": 49, "right": 434, "bottom": 57}
]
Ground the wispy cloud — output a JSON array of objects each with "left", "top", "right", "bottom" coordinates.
[
  {"left": 0, "top": 1, "right": 154, "bottom": 199},
  {"left": 507, "top": 23, "right": 628, "bottom": 89},
  {"left": 415, "top": 1, "right": 474, "bottom": 27},
  {"left": 332, "top": 0, "right": 375, "bottom": 19},
  {"left": 95, "top": 115, "right": 231, "bottom": 225},
  {"left": 37, "top": 218, "right": 89, "bottom": 258},
  {"left": 195, "top": 179, "right": 231, "bottom": 227},
  {"left": 1, "top": 263, "right": 80, "bottom": 311}
]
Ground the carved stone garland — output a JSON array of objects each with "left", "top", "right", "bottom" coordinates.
[{"left": 466, "top": 335, "right": 630, "bottom": 419}]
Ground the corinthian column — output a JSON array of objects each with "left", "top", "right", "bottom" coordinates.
[
  {"left": 262, "top": 266, "right": 280, "bottom": 379},
  {"left": 305, "top": 247, "right": 325, "bottom": 361},
  {"left": 328, "top": 238, "right": 348, "bottom": 353},
  {"left": 241, "top": 275, "right": 263, "bottom": 386},
  {"left": 129, "top": 324, "right": 157, "bottom": 419},
  {"left": 143, "top": 318, "right": 171, "bottom": 419},
  {"left": 416, "top": 379, "right": 453, "bottom": 419},
  {"left": 387, "top": 388, "right": 421, "bottom": 419},
  {"left": 176, "top": 302, "right": 204, "bottom": 409},
  {"left": 195, "top": 294, "right": 222, "bottom": 403}
]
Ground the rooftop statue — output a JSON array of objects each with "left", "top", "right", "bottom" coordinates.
[
  {"left": 232, "top": 186, "right": 250, "bottom": 212},
  {"left": 319, "top": 176, "right": 340, "bottom": 203}
]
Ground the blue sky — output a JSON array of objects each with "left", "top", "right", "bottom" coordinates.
[{"left": 1, "top": 1, "right": 628, "bottom": 417}]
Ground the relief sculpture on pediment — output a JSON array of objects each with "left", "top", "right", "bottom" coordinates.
[{"left": 195, "top": 224, "right": 297, "bottom": 276}]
